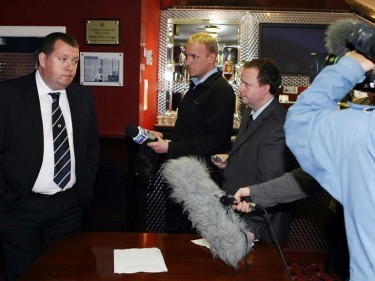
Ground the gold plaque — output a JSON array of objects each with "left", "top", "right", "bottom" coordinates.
[{"left": 86, "top": 20, "right": 120, "bottom": 45}]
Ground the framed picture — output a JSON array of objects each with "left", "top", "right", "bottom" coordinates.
[{"left": 80, "top": 52, "right": 123, "bottom": 86}]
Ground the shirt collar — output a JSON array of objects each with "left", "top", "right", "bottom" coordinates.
[
  {"left": 191, "top": 67, "right": 218, "bottom": 86},
  {"left": 35, "top": 70, "right": 66, "bottom": 97},
  {"left": 251, "top": 97, "right": 274, "bottom": 120}
]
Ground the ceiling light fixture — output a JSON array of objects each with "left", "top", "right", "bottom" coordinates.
[{"left": 205, "top": 25, "right": 220, "bottom": 33}]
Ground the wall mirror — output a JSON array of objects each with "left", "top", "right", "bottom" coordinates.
[{"left": 157, "top": 10, "right": 353, "bottom": 115}]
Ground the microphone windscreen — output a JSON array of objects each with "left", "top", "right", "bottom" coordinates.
[
  {"left": 325, "top": 19, "right": 359, "bottom": 57},
  {"left": 124, "top": 124, "right": 139, "bottom": 137},
  {"left": 162, "top": 156, "right": 252, "bottom": 268}
]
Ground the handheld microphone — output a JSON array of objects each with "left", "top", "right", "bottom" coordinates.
[
  {"left": 220, "top": 194, "right": 262, "bottom": 210},
  {"left": 125, "top": 124, "right": 157, "bottom": 144},
  {"left": 163, "top": 156, "right": 293, "bottom": 279},
  {"left": 162, "top": 156, "right": 252, "bottom": 269}
]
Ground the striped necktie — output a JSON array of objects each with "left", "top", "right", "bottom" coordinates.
[{"left": 49, "top": 92, "right": 71, "bottom": 188}]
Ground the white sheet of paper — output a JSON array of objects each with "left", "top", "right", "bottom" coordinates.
[
  {"left": 191, "top": 238, "right": 211, "bottom": 249},
  {"left": 114, "top": 247, "right": 168, "bottom": 274},
  {"left": 191, "top": 237, "right": 255, "bottom": 249}
]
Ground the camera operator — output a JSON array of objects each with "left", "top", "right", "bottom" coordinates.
[{"left": 284, "top": 50, "right": 375, "bottom": 281}]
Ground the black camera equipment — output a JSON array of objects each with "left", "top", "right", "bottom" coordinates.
[
  {"left": 309, "top": 19, "right": 375, "bottom": 92},
  {"left": 310, "top": 53, "right": 375, "bottom": 92}
]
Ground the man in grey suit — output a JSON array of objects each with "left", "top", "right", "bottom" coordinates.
[
  {"left": 212, "top": 58, "right": 296, "bottom": 243},
  {"left": 0, "top": 32, "right": 100, "bottom": 281}
]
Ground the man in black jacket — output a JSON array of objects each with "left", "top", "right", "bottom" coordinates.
[
  {"left": 148, "top": 32, "right": 235, "bottom": 233},
  {"left": 0, "top": 32, "right": 100, "bottom": 281}
]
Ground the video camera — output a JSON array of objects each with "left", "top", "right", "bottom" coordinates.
[{"left": 309, "top": 53, "right": 375, "bottom": 93}]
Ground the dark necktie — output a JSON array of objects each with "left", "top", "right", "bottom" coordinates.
[
  {"left": 49, "top": 92, "right": 71, "bottom": 188},
  {"left": 245, "top": 113, "right": 253, "bottom": 130}
]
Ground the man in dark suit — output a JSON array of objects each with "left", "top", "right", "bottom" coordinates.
[
  {"left": 0, "top": 32, "right": 100, "bottom": 281},
  {"left": 212, "top": 58, "right": 296, "bottom": 243}
]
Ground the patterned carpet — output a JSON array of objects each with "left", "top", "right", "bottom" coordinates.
[{"left": 289, "top": 262, "right": 342, "bottom": 281}]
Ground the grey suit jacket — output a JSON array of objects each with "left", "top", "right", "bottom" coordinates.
[
  {"left": 223, "top": 98, "right": 297, "bottom": 241},
  {"left": 0, "top": 72, "right": 100, "bottom": 212}
]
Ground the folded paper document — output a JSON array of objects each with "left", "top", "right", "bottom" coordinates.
[{"left": 114, "top": 247, "right": 168, "bottom": 274}]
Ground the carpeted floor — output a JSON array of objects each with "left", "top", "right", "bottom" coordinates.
[{"left": 289, "top": 262, "right": 342, "bottom": 281}]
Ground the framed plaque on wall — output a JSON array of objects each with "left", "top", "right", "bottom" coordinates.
[{"left": 85, "top": 19, "right": 120, "bottom": 45}]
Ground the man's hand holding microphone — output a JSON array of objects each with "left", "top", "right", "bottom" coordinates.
[
  {"left": 147, "top": 131, "right": 169, "bottom": 154},
  {"left": 232, "top": 187, "right": 253, "bottom": 213}
]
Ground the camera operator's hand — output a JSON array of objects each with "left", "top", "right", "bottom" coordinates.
[
  {"left": 345, "top": 50, "right": 375, "bottom": 72},
  {"left": 232, "top": 187, "right": 253, "bottom": 213}
]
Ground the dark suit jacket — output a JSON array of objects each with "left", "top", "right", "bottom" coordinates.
[
  {"left": 0, "top": 72, "right": 100, "bottom": 212},
  {"left": 223, "top": 98, "right": 297, "bottom": 241}
]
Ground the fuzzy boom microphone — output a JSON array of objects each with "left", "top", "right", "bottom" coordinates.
[
  {"left": 325, "top": 18, "right": 375, "bottom": 59},
  {"left": 162, "top": 156, "right": 252, "bottom": 268}
]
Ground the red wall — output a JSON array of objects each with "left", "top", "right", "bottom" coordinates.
[
  {"left": 140, "top": 0, "right": 160, "bottom": 131},
  {"left": 0, "top": 0, "right": 160, "bottom": 137}
]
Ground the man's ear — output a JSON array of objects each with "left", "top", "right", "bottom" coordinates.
[
  {"left": 262, "top": 84, "right": 271, "bottom": 95},
  {"left": 38, "top": 52, "right": 46, "bottom": 67},
  {"left": 209, "top": 52, "right": 216, "bottom": 63}
]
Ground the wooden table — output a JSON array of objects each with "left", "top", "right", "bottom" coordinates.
[{"left": 19, "top": 232, "right": 291, "bottom": 280}]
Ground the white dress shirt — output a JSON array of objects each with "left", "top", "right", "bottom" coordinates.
[{"left": 32, "top": 70, "right": 76, "bottom": 194}]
